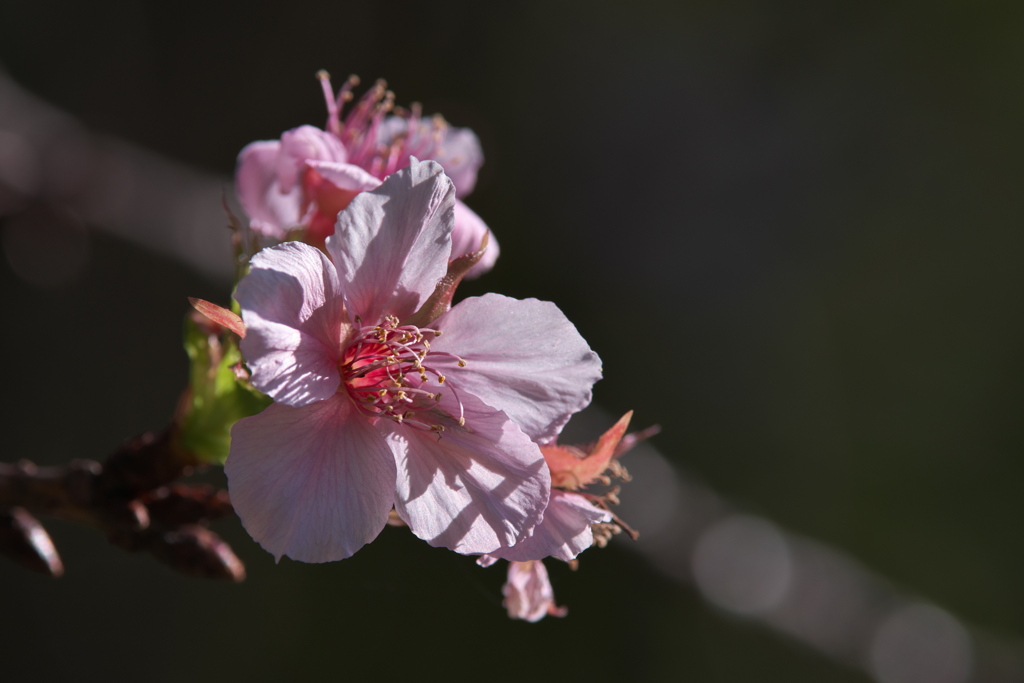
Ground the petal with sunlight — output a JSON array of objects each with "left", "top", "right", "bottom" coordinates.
[
  {"left": 327, "top": 159, "right": 454, "bottom": 323},
  {"left": 491, "top": 491, "right": 610, "bottom": 562},
  {"left": 431, "top": 293, "right": 602, "bottom": 443},
  {"left": 390, "top": 392, "right": 550, "bottom": 556},
  {"left": 227, "top": 396, "right": 397, "bottom": 563},
  {"left": 235, "top": 242, "right": 349, "bottom": 407}
]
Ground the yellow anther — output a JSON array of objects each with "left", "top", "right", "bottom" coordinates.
[
  {"left": 437, "top": 375, "right": 446, "bottom": 384},
  {"left": 457, "top": 360, "right": 467, "bottom": 367}
]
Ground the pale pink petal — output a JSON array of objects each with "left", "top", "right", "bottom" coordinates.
[
  {"left": 306, "top": 160, "right": 382, "bottom": 194},
  {"left": 236, "top": 140, "right": 301, "bottom": 240},
  {"left": 434, "top": 126, "right": 483, "bottom": 198},
  {"left": 372, "top": 115, "right": 409, "bottom": 151},
  {"left": 300, "top": 162, "right": 384, "bottom": 245},
  {"left": 430, "top": 294, "right": 602, "bottom": 443},
  {"left": 504, "top": 560, "right": 567, "bottom": 622},
  {"left": 452, "top": 200, "right": 498, "bottom": 279},
  {"left": 227, "top": 396, "right": 397, "bottom": 563},
  {"left": 476, "top": 554, "right": 499, "bottom": 568},
  {"left": 374, "top": 117, "right": 481, "bottom": 197},
  {"left": 235, "top": 241, "right": 349, "bottom": 406},
  {"left": 389, "top": 392, "right": 550, "bottom": 556},
  {"left": 489, "top": 491, "right": 611, "bottom": 562},
  {"left": 276, "top": 125, "right": 348, "bottom": 193},
  {"left": 327, "top": 159, "right": 455, "bottom": 323}
]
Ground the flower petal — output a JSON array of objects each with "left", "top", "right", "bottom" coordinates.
[
  {"left": 544, "top": 411, "right": 633, "bottom": 489},
  {"left": 433, "top": 125, "right": 483, "bottom": 198},
  {"left": 226, "top": 396, "right": 397, "bottom": 563},
  {"left": 389, "top": 392, "right": 550, "bottom": 556},
  {"left": 452, "top": 200, "right": 499, "bottom": 279},
  {"left": 302, "top": 162, "right": 383, "bottom": 245},
  {"left": 503, "top": 560, "right": 567, "bottom": 622},
  {"left": 489, "top": 491, "right": 611, "bottom": 562},
  {"left": 276, "top": 125, "right": 348, "bottom": 193},
  {"left": 235, "top": 241, "right": 349, "bottom": 406},
  {"left": 373, "top": 117, "right": 482, "bottom": 198},
  {"left": 306, "top": 160, "right": 382, "bottom": 194},
  {"left": 431, "top": 293, "right": 603, "bottom": 443},
  {"left": 326, "top": 159, "right": 454, "bottom": 323},
  {"left": 236, "top": 140, "right": 300, "bottom": 240}
]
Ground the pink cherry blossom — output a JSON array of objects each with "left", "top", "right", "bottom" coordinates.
[
  {"left": 235, "top": 125, "right": 373, "bottom": 242},
  {"left": 234, "top": 73, "right": 497, "bottom": 277},
  {"left": 325, "top": 76, "right": 483, "bottom": 198},
  {"left": 226, "top": 160, "right": 601, "bottom": 563},
  {"left": 503, "top": 560, "right": 568, "bottom": 622}
]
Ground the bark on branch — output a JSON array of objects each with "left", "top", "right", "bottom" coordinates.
[{"left": 0, "top": 430, "right": 244, "bottom": 581}]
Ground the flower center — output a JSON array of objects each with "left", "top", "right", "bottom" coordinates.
[
  {"left": 340, "top": 315, "right": 466, "bottom": 431},
  {"left": 318, "top": 71, "right": 448, "bottom": 180}
]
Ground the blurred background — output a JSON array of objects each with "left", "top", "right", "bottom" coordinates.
[{"left": 1, "top": 1, "right": 1023, "bottom": 681}]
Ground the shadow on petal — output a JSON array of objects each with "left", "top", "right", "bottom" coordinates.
[{"left": 389, "top": 392, "right": 550, "bottom": 556}]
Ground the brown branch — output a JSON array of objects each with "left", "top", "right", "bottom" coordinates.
[{"left": 0, "top": 429, "right": 245, "bottom": 581}]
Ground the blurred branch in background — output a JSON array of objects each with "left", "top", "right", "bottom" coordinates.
[
  {"left": 591, "top": 406, "right": 1024, "bottom": 683},
  {"left": 3, "top": 67, "right": 1023, "bottom": 683},
  {"left": 0, "top": 65, "right": 232, "bottom": 285}
]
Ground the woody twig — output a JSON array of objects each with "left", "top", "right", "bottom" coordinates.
[{"left": 0, "top": 429, "right": 244, "bottom": 581}]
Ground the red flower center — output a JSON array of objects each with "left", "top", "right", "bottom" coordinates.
[{"left": 340, "top": 315, "right": 466, "bottom": 431}]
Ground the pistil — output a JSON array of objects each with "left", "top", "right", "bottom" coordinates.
[{"left": 340, "top": 315, "right": 466, "bottom": 430}]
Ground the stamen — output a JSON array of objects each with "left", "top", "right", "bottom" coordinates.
[
  {"left": 322, "top": 77, "right": 453, "bottom": 181},
  {"left": 317, "top": 70, "right": 338, "bottom": 134},
  {"left": 339, "top": 318, "right": 465, "bottom": 427},
  {"left": 318, "top": 71, "right": 360, "bottom": 137}
]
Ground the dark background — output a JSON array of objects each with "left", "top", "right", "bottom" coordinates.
[{"left": 1, "top": 1, "right": 1022, "bottom": 681}]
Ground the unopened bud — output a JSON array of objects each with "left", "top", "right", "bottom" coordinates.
[
  {"left": 0, "top": 507, "right": 64, "bottom": 577},
  {"left": 150, "top": 525, "right": 246, "bottom": 582}
]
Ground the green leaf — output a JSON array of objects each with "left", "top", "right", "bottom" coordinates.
[{"left": 179, "top": 317, "right": 271, "bottom": 465}]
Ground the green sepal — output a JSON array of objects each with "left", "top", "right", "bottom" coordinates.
[{"left": 179, "top": 317, "right": 271, "bottom": 465}]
